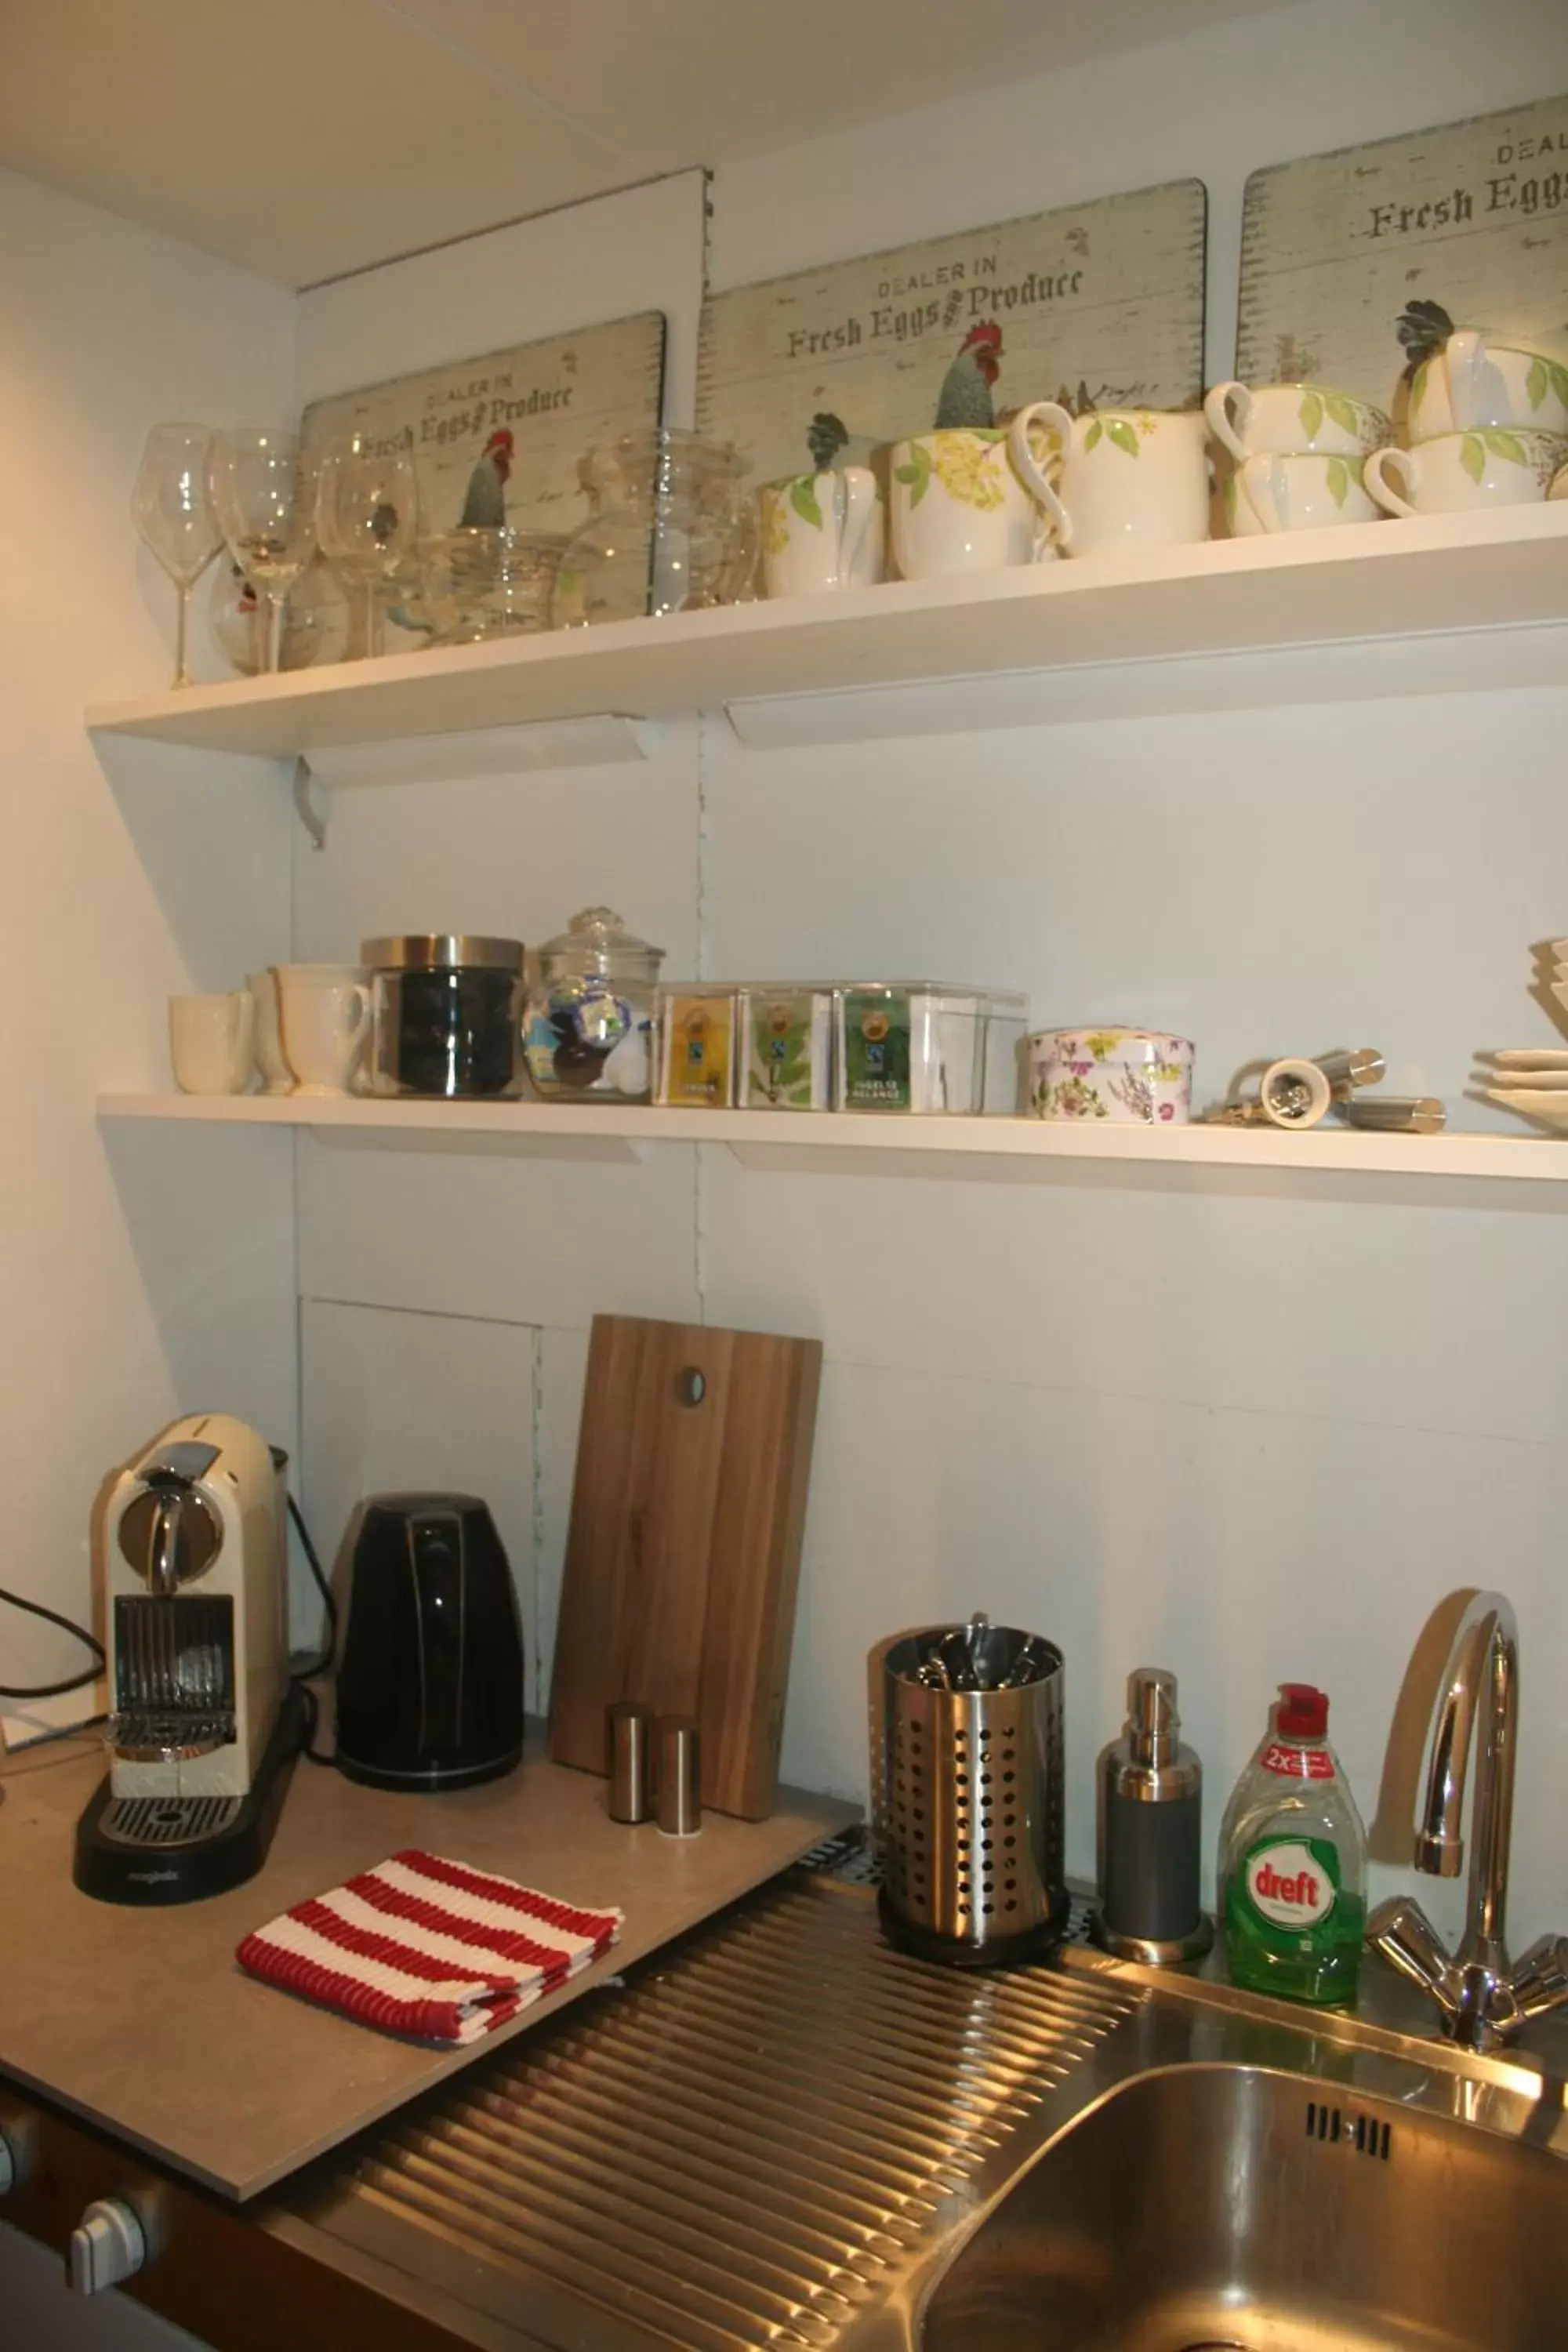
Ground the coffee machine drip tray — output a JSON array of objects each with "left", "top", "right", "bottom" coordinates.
[
  {"left": 73, "top": 1685, "right": 309, "bottom": 1907},
  {"left": 98, "top": 1794, "right": 244, "bottom": 1847}
]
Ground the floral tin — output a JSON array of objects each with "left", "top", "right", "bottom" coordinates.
[{"left": 1029, "top": 1028, "right": 1194, "bottom": 1125}]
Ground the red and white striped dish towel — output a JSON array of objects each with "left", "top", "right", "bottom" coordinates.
[{"left": 236, "top": 1849, "right": 623, "bottom": 2045}]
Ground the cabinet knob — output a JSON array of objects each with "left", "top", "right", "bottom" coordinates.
[{"left": 69, "top": 2198, "right": 147, "bottom": 2295}]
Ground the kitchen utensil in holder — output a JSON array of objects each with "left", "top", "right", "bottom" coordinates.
[{"left": 878, "top": 1619, "right": 1068, "bottom": 1967}]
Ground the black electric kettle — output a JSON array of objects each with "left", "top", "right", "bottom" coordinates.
[{"left": 334, "top": 1494, "right": 525, "bottom": 1791}]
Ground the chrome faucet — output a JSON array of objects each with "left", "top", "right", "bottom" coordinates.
[{"left": 1367, "top": 1592, "right": 1568, "bottom": 2049}]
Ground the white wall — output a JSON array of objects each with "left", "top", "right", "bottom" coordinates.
[
  {"left": 0, "top": 165, "right": 301, "bottom": 2348},
  {"left": 289, "top": 0, "right": 1568, "bottom": 1957},
  {"left": 0, "top": 166, "right": 299, "bottom": 1739},
  {"left": 281, "top": 0, "right": 1568, "bottom": 1951}
]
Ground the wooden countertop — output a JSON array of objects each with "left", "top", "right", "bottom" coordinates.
[{"left": 0, "top": 1730, "right": 855, "bottom": 2201}]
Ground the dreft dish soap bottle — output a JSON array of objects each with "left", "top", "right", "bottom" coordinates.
[{"left": 1219, "top": 1684, "right": 1366, "bottom": 2007}]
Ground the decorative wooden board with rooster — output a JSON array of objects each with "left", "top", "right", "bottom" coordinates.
[
  {"left": 696, "top": 180, "right": 1206, "bottom": 487},
  {"left": 299, "top": 310, "right": 666, "bottom": 539},
  {"left": 1237, "top": 95, "right": 1568, "bottom": 414}
]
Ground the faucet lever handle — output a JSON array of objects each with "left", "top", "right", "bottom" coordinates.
[
  {"left": 1366, "top": 1895, "right": 1467, "bottom": 2020},
  {"left": 1511, "top": 1934, "right": 1568, "bottom": 2023}
]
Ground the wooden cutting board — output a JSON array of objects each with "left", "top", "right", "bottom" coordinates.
[{"left": 549, "top": 1315, "right": 823, "bottom": 1820}]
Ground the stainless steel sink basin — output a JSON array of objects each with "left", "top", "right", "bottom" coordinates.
[{"left": 920, "top": 2059, "right": 1560, "bottom": 2352}]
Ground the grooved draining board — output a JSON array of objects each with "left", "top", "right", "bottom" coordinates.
[{"left": 550, "top": 1316, "right": 823, "bottom": 1819}]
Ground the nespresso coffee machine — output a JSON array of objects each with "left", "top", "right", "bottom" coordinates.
[{"left": 74, "top": 1414, "right": 305, "bottom": 1905}]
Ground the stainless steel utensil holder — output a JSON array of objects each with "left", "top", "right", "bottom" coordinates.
[{"left": 878, "top": 1624, "right": 1068, "bottom": 1966}]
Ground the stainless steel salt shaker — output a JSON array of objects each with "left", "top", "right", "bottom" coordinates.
[{"left": 1090, "top": 1668, "right": 1212, "bottom": 1965}]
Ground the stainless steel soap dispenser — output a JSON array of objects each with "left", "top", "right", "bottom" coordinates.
[{"left": 1091, "top": 1667, "right": 1213, "bottom": 1965}]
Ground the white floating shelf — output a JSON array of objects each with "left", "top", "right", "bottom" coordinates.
[
  {"left": 85, "top": 505, "right": 1568, "bottom": 764},
  {"left": 95, "top": 1094, "right": 1568, "bottom": 1200}
]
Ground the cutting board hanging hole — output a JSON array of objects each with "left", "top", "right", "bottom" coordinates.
[{"left": 676, "top": 1368, "right": 707, "bottom": 1407}]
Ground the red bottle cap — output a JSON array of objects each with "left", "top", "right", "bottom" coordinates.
[{"left": 1277, "top": 1683, "right": 1328, "bottom": 1739}]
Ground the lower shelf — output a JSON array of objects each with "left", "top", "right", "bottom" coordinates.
[{"left": 94, "top": 1093, "right": 1568, "bottom": 1200}]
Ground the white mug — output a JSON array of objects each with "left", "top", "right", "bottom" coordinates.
[
  {"left": 1552, "top": 463, "right": 1568, "bottom": 502},
  {"left": 760, "top": 467, "right": 883, "bottom": 594},
  {"left": 1226, "top": 451, "right": 1381, "bottom": 535},
  {"left": 1008, "top": 404, "right": 1209, "bottom": 557},
  {"left": 1364, "top": 430, "right": 1568, "bottom": 518},
  {"left": 888, "top": 429, "right": 1064, "bottom": 579},
  {"left": 1408, "top": 329, "right": 1568, "bottom": 440},
  {"left": 169, "top": 991, "right": 254, "bottom": 1095},
  {"left": 247, "top": 967, "right": 291, "bottom": 1095},
  {"left": 275, "top": 964, "right": 372, "bottom": 1097},
  {"left": 1204, "top": 379, "right": 1391, "bottom": 462}
]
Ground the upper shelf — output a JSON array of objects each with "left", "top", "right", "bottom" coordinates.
[
  {"left": 85, "top": 506, "right": 1568, "bottom": 763},
  {"left": 96, "top": 1092, "right": 1568, "bottom": 1203}
]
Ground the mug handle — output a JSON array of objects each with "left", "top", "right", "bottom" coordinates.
[
  {"left": 837, "top": 468, "right": 878, "bottom": 586},
  {"left": 1007, "top": 402, "right": 1074, "bottom": 553},
  {"left": 1444, "top": 328, "right": 1485, "bottom": 423},
  {"left": 227, "top": 989, "right": 256, "bottom": 1061},
  {"left": 1363, "top": 445, "right": 1417, "bottom": 519},
  {"left": 1203, "top": 381, "right": 1250, "bottom": 464},
  {"left": 1236, "top": 453, "right": 1286, "bottom": 533},
  {"left": 343, "top": 982, "right": 374, "bottom": 1069}
]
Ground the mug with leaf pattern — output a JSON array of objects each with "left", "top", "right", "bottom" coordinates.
[
  {"left": 1008, "top": 404, "right": 1210, "bottom": 556},
  {"left": 1204, "top": 379, "right": 1390, "bottom": 463},
  {"left": 1408, "top": 331, "right": 1568, "bottom": 441},
  {"left": 1365, "top": 428, "right": 1568, "bottom": 517},
  {"left": 760, "top": 466, "right": 883, "bottom": 595},
  {"left": 1225, "top": 451, "right": 1381, "bottom": 535}
]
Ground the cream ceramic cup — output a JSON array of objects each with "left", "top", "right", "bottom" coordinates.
[
  {"left": 1407, "top": 330, "right": 1568, "bottom": 440},
  {"left": 169, "top": 990, "right": 255, "bottom": 1095},
  {"left": 275, "top": 963, "right": 372, "bottom": 1097},
  {"left": 247, "top": 967, "right": 292, "bottom": 1094},
  {"left": 1364, "top": 429, "right": 1568, "bottom": 517},
  {"left": 889, "top": 429, "right": 1065, "bottom": 577},
  {"left": 1205, "top": 379, "right": 1391, "bottom": 462},
  {"left": 760, "top": 466, "right": 884, "bottom": 595},
  {"left": 1550, "top": 463, "right": 1568, "bottom": 501},
  {"left": 1226, "top": 452, "right": 1381, "bottom": 535},
  {"left": 1008, "top": 404, "right": 1209, "bottom": 556}
]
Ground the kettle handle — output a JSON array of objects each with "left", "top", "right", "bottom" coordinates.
[{"left": 408, "top": 1511, "right": 466, "bottom": 1755}]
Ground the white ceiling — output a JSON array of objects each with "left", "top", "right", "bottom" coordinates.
[{"left": 1, "top": 0, "right": 1284, "bottom": 288}]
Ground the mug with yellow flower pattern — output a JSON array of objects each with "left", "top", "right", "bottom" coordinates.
[
  {"left": 889, "top": 428, "right": 1065, "bottom": 579},
  {"left": 1009, "top": 404, "right": 1210, "bottom": 557}
]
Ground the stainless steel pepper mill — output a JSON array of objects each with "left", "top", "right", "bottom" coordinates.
[{"left": 1090, "top": 1667, "right": 1212, "bottom": 1965}]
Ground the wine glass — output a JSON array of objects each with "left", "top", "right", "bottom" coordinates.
[
  {"left": 314, "top": 434, "right": 419, "bottom": 659},
  {"left": 207, "top": 427, "right": 316, "bottom": 673},
  {"left": 130, "top": 424, "right": 222, "bottom": 688}
]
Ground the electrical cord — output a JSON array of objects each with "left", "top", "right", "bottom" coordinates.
[
  {"left": 289, "top": 1493, "right": 337, "bottom": 1679},
  {"left": 286, "top": 1493, "right": 340, "bottom": 1768},
  {"left": 0, "top": 1585, "right": 105, "bottom": 1700}
]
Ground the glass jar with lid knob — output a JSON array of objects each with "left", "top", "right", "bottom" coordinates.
[{"left": 523, "top": 907, "right": 665, "bottom": 1102}]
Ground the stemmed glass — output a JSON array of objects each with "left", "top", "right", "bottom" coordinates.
[
  {"left": 130, "top": 424, "right": 223, "bottom": 688},
  {"left": 314, "top": 434, "right": 419, "bottom": 659},
  {"left": 207, "top": 427, "right": 316, "bottom": 673}
]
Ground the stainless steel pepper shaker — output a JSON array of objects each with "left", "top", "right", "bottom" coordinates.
[
  {"left": 1090, "top": 1668, "right": 1212, "bottom": 1965},
  {"left": 606, "top": 1700, "right": 655, "bottom": 1824},
  {"left": 655, "top": 1715, "right": 702, "bottom": 1838}
]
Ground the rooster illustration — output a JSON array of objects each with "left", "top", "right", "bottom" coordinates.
[
  {"left": 1396, "top": 299, "right": 1454, "bottom": 378},
  {"left": 458, "top": 427, "right": 514, "bottom": 528},
  {"left": 935, "top": 322, "right": 1003, "bottom": 429}
]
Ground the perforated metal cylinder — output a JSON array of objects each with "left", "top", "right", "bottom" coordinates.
[{"left": 879, "top": 1627, "right": 1066, "bottom": 1963}]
